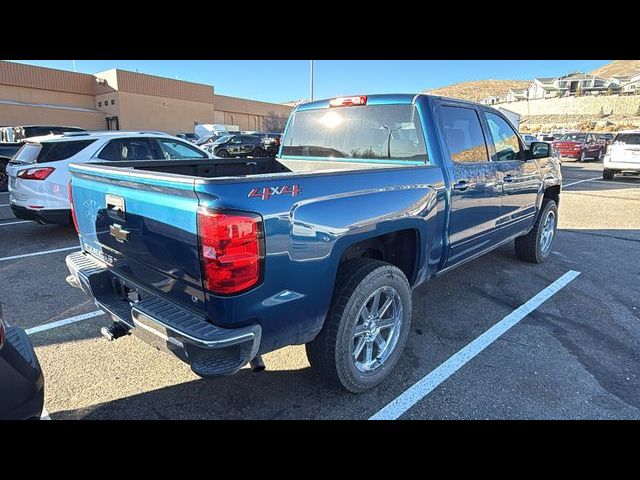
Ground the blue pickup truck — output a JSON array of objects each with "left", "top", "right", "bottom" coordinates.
[{"left": 65, "top": 94, "right": 561, "bottom": 392}]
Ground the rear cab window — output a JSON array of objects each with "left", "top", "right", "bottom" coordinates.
[
  {"left": 281, "top": 103, "right": 428, "bottom": 163},
  {"left": 12, "top": 140, "right": 96, "bottom": 164}
]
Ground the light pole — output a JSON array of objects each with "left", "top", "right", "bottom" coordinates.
[
  {"left": 72, "top": 60, "right": 77, "bottom": 72},
  {"left": 310, "top": 60, "right": 314, "bottom": 102}
]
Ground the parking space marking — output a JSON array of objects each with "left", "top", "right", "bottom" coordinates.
[
  {"left": 369, "top": 269, "right": 581, "bottom": 421},
  {"left": 25, "top": 310, "right": 104, "bottom": 335},
  {"left": 0, "top": 245, "right": 80, "bottom": 262},
  {"left": 0, "top": 203, "right": 9, "bottom": 207},
  {"left": 563, "top": 176, "right": 601, "bottom": 188},
  {"left": 0, "top": 220, "right": 31, "bottom": 226},
  {"left": 40, "top": 408, "right": 51, "bottom": 420}
]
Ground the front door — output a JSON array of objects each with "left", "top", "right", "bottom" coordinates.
[
  {"left": 106, "top": 116, "right": 119, "bottom": 131},
  {"left": 438, "top": 104, "right": 503, "bottom": 266},
  {"left": 482, "top": 110, "right": 541, "bottom": 238}
]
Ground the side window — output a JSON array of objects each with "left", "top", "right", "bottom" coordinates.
[
  {"left": 484, "top": 112, "right": 523, "bottom": 161},
  {"left": 156, "top": 138, "right": 207, "bottom": 160},
  {"left": 98, "top": 138, "right": 156, "bottom": 161},
  {"left": 231, "top": 136, "right": 242, "bottom": 144},
  {"left": 440, "top": 106, "right": 489, "bottom": 163}
]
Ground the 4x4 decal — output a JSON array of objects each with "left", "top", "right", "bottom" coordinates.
[{"left": 248, "top": 185, "right": 302, "bottom": 200}]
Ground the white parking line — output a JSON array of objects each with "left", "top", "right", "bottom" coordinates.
[
  {"left": 563, "top": 176, "right": 601, "bottom": 188},
  {"left": 0, "top": 220, "right": 30, "bottom": 226},
  {"left": 369, "top": 270, "right": 581, "bottom": 421},
  {"left": 25, "top": 310, "right": 104, "bottom": 335},
  {"left": 40, "top": 408, "right": 51, "bottom": 420},
  {"left": 0, "top": 245, "right": 80, "bottom": 262},
  {"left": 0, "top": 203, "right": 9, "bottom": 207}
]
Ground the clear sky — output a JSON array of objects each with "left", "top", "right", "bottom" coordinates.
[{"left": 9, "top": 60, "right": 610, "bottom": 104}]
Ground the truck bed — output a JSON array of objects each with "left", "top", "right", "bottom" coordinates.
[{"left": 82, "top": 156, "right": 414, "bottom": 181}]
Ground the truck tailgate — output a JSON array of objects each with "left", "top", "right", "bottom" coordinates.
[{"left": 69, "top": 165, "right": 206, "bottom": 314}]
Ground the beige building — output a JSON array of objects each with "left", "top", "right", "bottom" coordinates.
[{"left": 0, "top": 61, "right": 292, "bottom": 134}]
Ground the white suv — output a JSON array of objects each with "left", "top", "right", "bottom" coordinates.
[
  {"left": 603, "top": 130, "right": 640, "bottom": 180},
  {"left": 6, "top": 131, "right": 211, "bottom": 225}
]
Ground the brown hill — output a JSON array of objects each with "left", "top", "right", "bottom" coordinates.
[
  {"left": 590, "top": 60, "right": 640, "bottom": 78},
  {"left": 424, "top": 80, "right": 530, "bottom": 102}
]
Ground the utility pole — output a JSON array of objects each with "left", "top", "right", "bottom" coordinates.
[
  {"left": 72, "top": 60, "right": 77, "bottom": 72},
  {"left": 310, "top": 60, "right": 314, "bottom": 102}
]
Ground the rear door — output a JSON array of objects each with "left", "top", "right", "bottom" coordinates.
[
  {"left": 481, "top": 110, "right": 540, "bottom": 237},
  {"left": 610, "top": 132, "right": 640, "bottom": 165},
  {"left": 436, "top": 103, "right": 503, "bottom": 266},
  {"left": 71, "top": 166, "right": 207, "bottom": 314}
]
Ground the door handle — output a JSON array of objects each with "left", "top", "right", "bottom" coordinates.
[
  {"left": 453, "top": 180, "right": 470, "bottom": 191},
  {"left": 503, "top": 174, "right": 514, "bottom": 182}
]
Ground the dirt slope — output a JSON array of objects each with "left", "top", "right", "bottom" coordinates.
[{"left": 424, "top": 80, "right": 530, "bottom": 102}]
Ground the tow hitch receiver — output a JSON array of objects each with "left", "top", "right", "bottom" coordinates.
[{"left": 101, "top": 322, "right": 130, "bottom": 341}]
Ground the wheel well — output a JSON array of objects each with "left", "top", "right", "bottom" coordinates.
[
  {"left": 544, "top": 185, "right": 560, "bottom": 207},
  {"left": 339, "top": 229, "right": 419, "bottom": 285}
]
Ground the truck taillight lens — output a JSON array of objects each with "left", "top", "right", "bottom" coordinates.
[
  {"left": 68, "top": 182, "right": 79, "bottom": 232},
  {"left": 197, "top": 209, "right": 264, "bottom": 295},
  {"left": 17, "top": 167, "right": 55, "bottom": 180}
]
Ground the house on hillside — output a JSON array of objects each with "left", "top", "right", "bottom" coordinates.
[
  {"left": 621, "top": 73, "right": 640, "bottom": 95},
  {"left": 505, "top": 88, "right": 528, "bottom": 103},
  {"left": 528, "top": 73, "right": 621, "bottom": 100},
  {"left": 480, "top": 96, "right": 503, "bottom": 105}
]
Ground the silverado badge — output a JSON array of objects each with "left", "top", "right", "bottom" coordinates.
[{"left": 109, "top": 223, "right": 130, "bottom": 243}]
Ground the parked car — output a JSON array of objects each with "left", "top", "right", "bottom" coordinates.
[
  {"left": 65, "top": 94, "right": 561, "bottom": 393},
  {"left": 0, "top": 125, "right": 86, "bottom": 143},
  {"left": 596, "top": 132, "right": 615, "bottom": 147},
  {"left": 0, "top": 304, "right": 45, "bottom": 420},
  {"left": 252, "top": 133, "right": 282, "bottom": 156},
  {"left": 1, "top": 126, "right": 87, "bottom": 192},
  {"left": 520, "top": 134, "right": 539, "bottom": 147},
  {"left": 553, "top": 132, "right": 605, "bottom": 162},
  {"left": 195, "top": 133, "right": 225, "bottom": 148},
  {"left": 208, "top": 134, "right": 267, "bottom": 158},
  {"left": 176, "top": 133, "right": 199, "bottom": 143},
  {"left": 6, "top": 131, "right": 212, "bottom": 225},
  {"left": 603, "top": 130, "right": 640, "bottom": 180}
]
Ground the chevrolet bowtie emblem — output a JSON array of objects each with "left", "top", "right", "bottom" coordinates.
[{"left": 110, "top": 223, "right": 130, "bottom": 243}]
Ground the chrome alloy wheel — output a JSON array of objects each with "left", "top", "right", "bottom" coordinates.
[
  {"left": 352, "top": 286, "right": 403, "bottom": 373},
  {"left": 540, "top": 209, "right": 556, "bottom": 254}
]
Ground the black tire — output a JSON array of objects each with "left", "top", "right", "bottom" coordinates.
[
  {"left": 578, "top": 151, "right": 585, "bottom": 162},
  {"left": 217, "top": 149, "right": 228, "bottom": 158},
  {"left": 253, "top": 147, "right": 264, "bottom": 157},
  {"left": 603, "top": 168, "right": 615, "bottom": 180},
  {"left": 306, "top": 259, "right": 412, "bottom": 393},
  {"left": 0, "top": 158, "right": 8, "bottom": 192},
  {"left": 597, "top": 150, "right": 605, "bottom": 162},
  {"left": 515, "top": 199, "right": 558, "bottom": 263}
]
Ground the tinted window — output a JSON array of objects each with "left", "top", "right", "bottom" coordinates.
[
  {"left": 13, "top": 140, "right": 96, "bottom": 164},
  {"left": 560, "top": 133, "right": 588, "bottom": 142},
  {"left": 613, "top": 133, "right": 640, "bottom": 145},
  {"left": 485, "top": 112, "right": 523, "bottom": 161},
  {"left": 282, "top": 104, "right": 427, "bottom": 161},
  {"left": 156, "top": 138, "right": 207, "bottom": 160},
  {"left": 213, "top": 135, "right": 232, "bottom": 145},
  {"left": 440, "top": 106, "right": 488, "bottom": 163},
  {"left": 97, "top": 138, "right": 156, "bottom": 161},
  {"left": 242, "top": 135, "right": 260, "bottom": 144}
]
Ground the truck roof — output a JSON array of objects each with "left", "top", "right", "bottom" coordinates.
[{"left": 294, "top": 93, "right": 488, "bottom": 112}]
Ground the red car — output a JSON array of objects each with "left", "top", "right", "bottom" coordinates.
[{"left": 553, "top": 132, "right": 605, "bottom": 162}]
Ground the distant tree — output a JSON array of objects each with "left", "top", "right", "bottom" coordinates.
[{"left": 262, "top": 111, "right": 288, "bottom": 133}]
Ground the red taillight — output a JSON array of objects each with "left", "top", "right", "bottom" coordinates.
[
  {"left": 17, "top": 167, "right": 55, "bottom": 180},
  {"left": 329, "top": 95, "right": 367, "bottom": 107},
  {"left": 68, "top": 182, "right": 79, "bottom": 232},
  {"left": 197, "top": 209, "right": 264, "bottom": 295}
]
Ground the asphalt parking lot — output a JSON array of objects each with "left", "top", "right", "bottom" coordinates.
[{"left": 1, "top": 160, "right": 639, "bottom": 420}]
